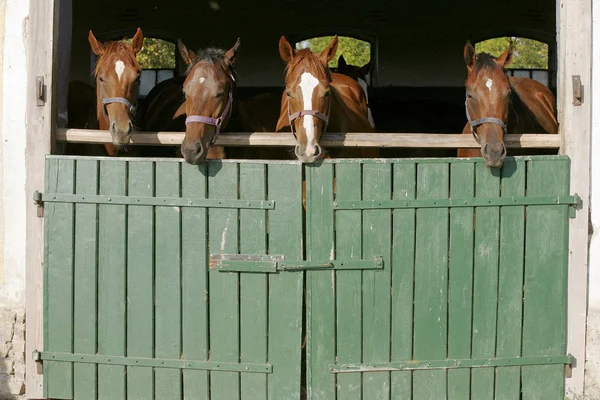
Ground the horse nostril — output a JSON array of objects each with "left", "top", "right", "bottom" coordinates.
[
  {"left": 127, "top": 122, "right": 133, "bottom": 135},
  {"left": 314, "top": 144, "right": 322, "bottom": 157}
]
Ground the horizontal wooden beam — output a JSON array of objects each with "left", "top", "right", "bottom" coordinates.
[{"left": 57, "top": 128, "right": 561, "bottom": 149}]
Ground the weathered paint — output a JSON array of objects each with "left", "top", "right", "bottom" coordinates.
[
  {"left": 0, "top": 0, "right": 29, "bottom": 307},
  {"left": 586, "top": 2, "right": 600, "bottom": 397}
]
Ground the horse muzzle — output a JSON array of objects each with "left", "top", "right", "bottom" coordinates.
[
  {"left": 481, "top": 142, "right": 507, "bottom": 168},
  {"left": 295, "top": 144, "right": 322, "bottom": 163}
]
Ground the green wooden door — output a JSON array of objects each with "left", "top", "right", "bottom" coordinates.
[
  {"left": 304, "top": 156, "right": 575, "bottom": 400},
  {"left": 40, "top": 155, "right": 575, "bottom": 399},
  {"left": 40, "top": 157, "right": 304, "bottom": 400}
]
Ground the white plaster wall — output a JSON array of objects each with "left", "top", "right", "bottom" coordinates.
[
  {"left": 586, "top": 0, "right": 600, "bottom": 397},
  {"left": 0, "top": 0, "right": 29, "bottom": 309}
]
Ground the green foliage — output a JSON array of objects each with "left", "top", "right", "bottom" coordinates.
[
  {"left": 123, "top": 37, "right": 176, "bottom": 69},
  {"left": 296, "top": 36, "right": 371, "bottom": 68},
  {"left": 475, "top": 37, "right": 548, "bottom": 69}
]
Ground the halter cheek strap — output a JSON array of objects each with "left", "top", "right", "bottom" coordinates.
[
  {"left": 185, "top": 91, "right": 233, "bottom": 146},
  {"left": 465, "top": 98, "right": 507, "bottom": 144}
]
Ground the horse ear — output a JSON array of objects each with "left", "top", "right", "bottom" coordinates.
[
  {"left": 464, "top": 41, "right": 476, "bottom": 70},
  {"left": 319, "top": 35, "right": 338, "bottom": 65},
  {"left": 130, "top": 28, "right": 144, "bottom": 55},
  {"left": 338, "top": 55, "right": 347, "bottom": 68},
  {"left": 225, "top": 37, "right": 241, "bottom": 65},
  {"left": 88, "top": 30, "right": 105, "bottom": 56},
  {"left": 495, "top": 42, "right": 514, "bottom": 67},
  {"left": 174, "top": 101, "right": 187, "bottom": 119},
  {"left": 279, "top": 36, "right": 295, "bottom": 63},
  {"left": 359, "top": 58, "right": 373, "bottom": 76},
  {"left": 178, "top": 40, "right": 197, "bottom": 66}
]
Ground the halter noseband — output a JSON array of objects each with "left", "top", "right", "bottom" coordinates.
[
  {"left": 465, "top": 98, "right": 507, "bottom": 144},
  {"left": 185, "top": 91, "right": 233, "bottom": 146},
  {"left": 101, "top": 96, "right": 137, "bottom": 120},
  {"left": 287, "top": 98, "right": 332, "bottom": 138}
]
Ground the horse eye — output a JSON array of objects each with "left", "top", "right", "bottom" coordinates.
[
  {"left": 324, "top": 90, "right": 331, "bottom": 97},
  {"left": 99, "top": 77, "right": 105, "bottom": 83},
  {"left": 286, "top": 91, "right": 292, "bottom": 98},
  {"left": 216, "top": 92, "right": 225, "bottom": 98}
]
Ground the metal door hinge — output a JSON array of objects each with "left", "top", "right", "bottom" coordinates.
[
  {"left": 33, "top": 191, "right": 44, "bottom": 218},
  {"left": 36, "top": 76, "right": 46, "bottom": 106},
  {"left": 573, "top": 75, "right": 583, "bottom": 106}
]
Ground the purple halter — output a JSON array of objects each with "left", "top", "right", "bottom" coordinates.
[
  {"left": 100, "top": 84, "right": 138, "bottom": 122},
  {"left": 185, "top": 91, "right": 233, "bottom": 146},
  {"left": 287, "top": 98, "right": 331, "bottom": 138}
]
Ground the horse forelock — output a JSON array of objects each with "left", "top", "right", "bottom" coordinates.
[
  {"left": 186, "top": 48, "right": 238, "bottom": 82},
  {"left": 285, "top": 49, "right": 331, "bottom": 83},
  {"left": 94, "top": 41, "right": 140, "bottom": 77}
]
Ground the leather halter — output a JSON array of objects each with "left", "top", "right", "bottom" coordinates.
[
  {"left": 465, "top": 98, "right": 507, "bottom": 144},
  {"left": 185, "top": 91, "right": 233, "bottom": 147},
  {"left": 287, "top": 97, "right": 331, "bottom": 138}
]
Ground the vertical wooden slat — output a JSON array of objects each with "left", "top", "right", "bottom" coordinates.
[
  {"left": 97, "top": 160, "right": 127, "bottom": 400},
  {"left": 154, "top": 161, "right": 183, "bottom": 398},
  {"left": 494, "top": 159, "right": 526, "bottom": 400},
  {"left": 73, "top": 159, "right": 98, "bottom": 400},
  {"left": 447, "top": 162, "right": 475, "bottom": 400},
  {"left": 44, "top": 158, "right": 75, "bottom": 400},
  {"left": 208, "top": 162, "right": 240, "bottom": 400},
  {"left": 181, "top": 163, "right": 209, "bottom": 399},
  {"left": 412, "top": 162, "right": 448, "bottom": 399},
  {"left": 126, "top": 161, "right": 155, "bottom": 399},
  {"left": 239, "top": 163, "right": 268, "bottom": 399},
  {"left": 470, "top": 164, "right": 501, "bottom": 399},
  {"left": 335, "top": 163, "right": 363, "bottom": 400},
  {"left": 267, "top": 163, "right": 303, "bottom": 400},
  {"left": 305, "top": 163, "right": 336, "bottom": 400},
  {"left": 522, "top": 159, "right": 569, "bottom": 399},
  {"left": 390, "top": 162, "right": 416, "bottom": 399},
  {"left": 361, "top": 162, "right": 392, "bottom": 399}
]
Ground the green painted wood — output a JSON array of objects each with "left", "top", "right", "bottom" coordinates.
[
  {"left": 44, "top": 158, "right": 75, "bottom": 400},
  {"left": 335, "top": 163, "right": 363, "bottom": 400},
  {"left": 267, "top": 163, "right": 303, "bottom": 400},
  {"left": 305, "top": 163, "right": 336, "bottom": 400},
  {"left": 239, "top": 163, "right": 268, "bottom": 400},
  {"left": 470, "top": 164, "right": 501, "bottom": 399},
  {"left": 208, "top": 162, "right": 240, "bottom": 400},
  {"left": 412, "top": 162, "right": 448, "bottom": 399},
  {"left": 181, "top": 162, "right": 210, "bottom": 400},
  {"left": 361, "top": 163, "right": 392, "bottom": 400},
  {"left": 126, "top": 161, "right": 154, "bottom": 400},
  {"left": 494, "top": 159, "right": 526, "bottom": 400},
  {"left": 390, "top": 162, "right": 416, "bottom": 399},
  {"left": 97, "top": 161, "right": 127, "bottom": 400},
  {"left": 521, "top": 159, "right": 569, "bottom": 400},
  {"left": 447, "top": 162, "right": 475, "bottom": 400},
  {"left": 154, "top": 162, "right": 183, "bottom": 398},
  {"left": 73, "top": 159, "right": 98, "bottom": 400}
]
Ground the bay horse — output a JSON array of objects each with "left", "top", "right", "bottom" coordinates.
[
  {"left": 275, "top": 36, "right": 376, "bottom": 163},
  {"left": 88, "top": 28, "right": 144, "bottom": 156},
  {"left": 457, "top": 41, "right": 558, "bottom": 168},
  {"left": 333, "top": 55, "right": 375, "bottom": 129}
]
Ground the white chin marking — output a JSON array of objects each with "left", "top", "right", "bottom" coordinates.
[
  {"left": 199, "top": 77, "right": 206, "bottom": 84},
  {"left": 486, "top": 78, "right": 493, "bottom": 92},
  {"left": 115, "top": 60, "right": 125, "bottom": 82},
  {"left": 299, "top": 72, "right": 319, "bottom": 154}
]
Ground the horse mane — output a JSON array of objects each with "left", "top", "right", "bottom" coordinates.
[
  {"left": 93, "top": 41, "right": 140, "bottom": 77},
  {"left": 285, "top": 48, "right": 332, "bottom": 82},
  {"left": 186, "top": 47, "right": 238, "bottom": 82}
]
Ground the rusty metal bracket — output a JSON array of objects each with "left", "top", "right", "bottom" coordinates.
[{"left": 573, "top": 75, "right": 583, "bottom": 106}]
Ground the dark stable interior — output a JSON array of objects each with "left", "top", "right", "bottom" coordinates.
[{"left": 67, "top": 0, "right": 557, "bottom": 156}]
